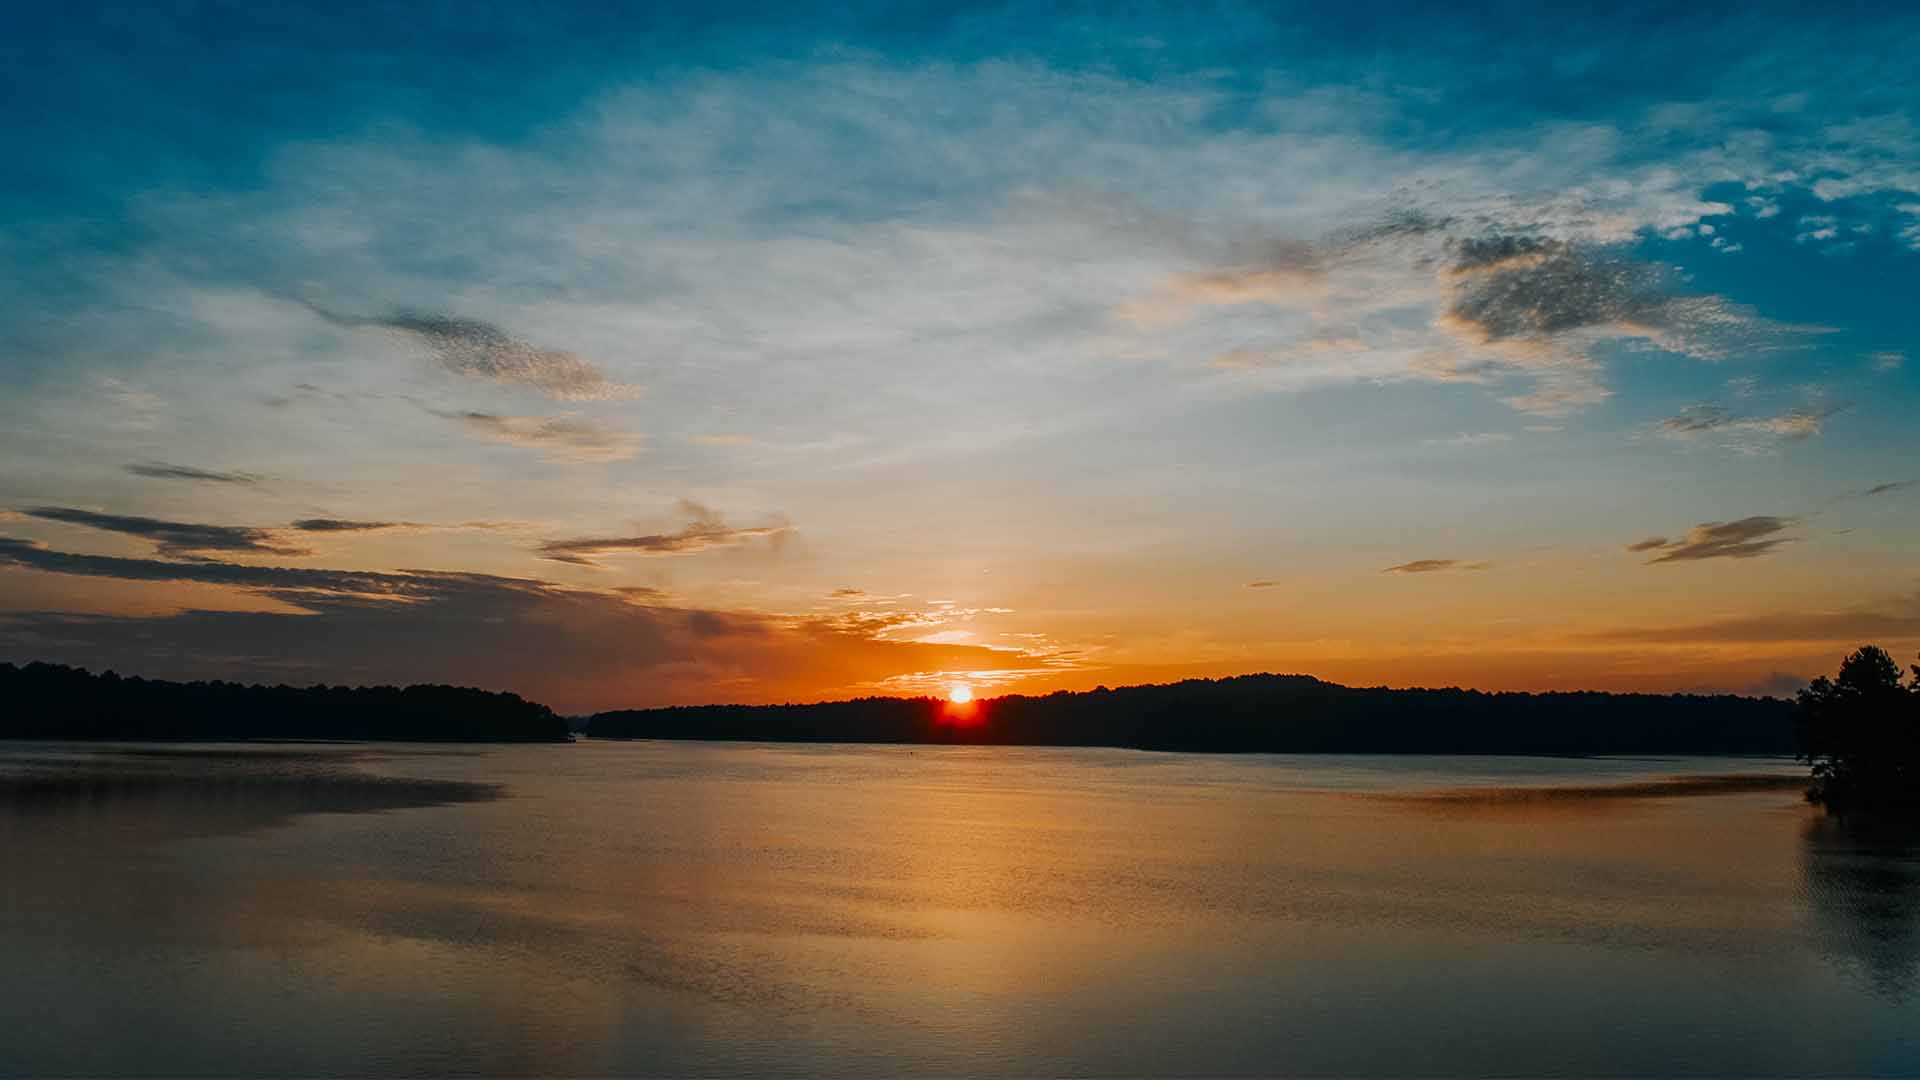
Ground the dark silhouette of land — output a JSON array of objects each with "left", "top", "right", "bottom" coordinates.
[
  {"left": 1797, "top": 646, "right": 1920, "bottom": 818},
  {"left": 589, "top": 674, "right": 1794, "bottom": 755},
  {"left": 0, "top": 662, "right": 569, "bottom": 742},
  {"left": 0, "top": 662, "right": 1805, "bottom": 754}
]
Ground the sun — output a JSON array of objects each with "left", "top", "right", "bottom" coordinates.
[{"left": 947, "top": 683, "right": 974, "bottom": 704}]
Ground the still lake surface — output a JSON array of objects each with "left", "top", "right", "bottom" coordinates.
[{"left": 2, "top": 740, "right": 1916, "bottom": 1076}]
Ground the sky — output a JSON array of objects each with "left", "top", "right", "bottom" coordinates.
[{"left": 2, "top": 2, "right": 1917, "bottom": 712}]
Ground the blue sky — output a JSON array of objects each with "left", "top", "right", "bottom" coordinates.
[{"left": 2, "top": 3, "right": 1916, "bottom": 709}]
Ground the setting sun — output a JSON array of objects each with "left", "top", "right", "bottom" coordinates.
[{"left": 948, "top": 683, "right": 974, "bottom": 704}]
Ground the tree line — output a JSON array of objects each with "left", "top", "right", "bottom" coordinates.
[
  {"left": 0, "top": 661, "right": 570, "bottom": 742},
  {"left": 14, "top": 654, "right": 1911, "bottom": 802},
  {"left": 589, "top": 673, "right": 1795, "bottom": 755}
]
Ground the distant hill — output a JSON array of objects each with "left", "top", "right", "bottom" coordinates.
[
  {"left": 589, "top": 674, "right": 1794, "bottom": 755},
  {"left": 0, "top": 662, "right": 570, "bottom": 743}
]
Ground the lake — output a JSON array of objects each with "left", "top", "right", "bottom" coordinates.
[{"left": 2, "top": 741, "right": 1916, "bottom": 1076}]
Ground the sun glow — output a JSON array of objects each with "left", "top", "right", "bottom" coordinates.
[{"left": 948, "top": 683, "right": 974, "bottom": 704}]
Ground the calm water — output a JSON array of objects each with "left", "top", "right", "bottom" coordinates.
[{"left": 2, "top": 741, "right": 1916, "bottom": 1076}]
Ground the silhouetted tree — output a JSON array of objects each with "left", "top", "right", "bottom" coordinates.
[{"left": 1796, "top": 646, "right": 1920, "bottom": 817}]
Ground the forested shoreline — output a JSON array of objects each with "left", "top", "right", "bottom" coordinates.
[
  {"left": 590, "top": 674, "right": 1794, "bottom": 755},
  {"left": 2, "top": 662, "right": 1802, "bottom": 754},
  {"left": 0, "top": 662, "right": 570, "bottom": 742}
]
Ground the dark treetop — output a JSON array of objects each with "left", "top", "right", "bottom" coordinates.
[
  {"left": 0, "top": 662, "right": 570, "bottom": 742},
  {"left": 1796, "top": 646, "right": 1920, "bottom": 817},
  {"left": 590, "top": 674, "right": 1793, "bottom": 755}
]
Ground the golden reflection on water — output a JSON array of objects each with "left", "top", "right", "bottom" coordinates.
[{"left": 2, "top": 742, "right": 1916, "bottom": 1076}]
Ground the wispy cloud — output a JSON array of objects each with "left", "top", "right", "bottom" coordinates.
[
  {"left": 441, "top": 411, "right": 641, "bottom": 463},
  {"left": 1655, "top": 401, "right": 1845, "bottom": 448},
  {"left": 125, "top": 462, "right": 263, "bottom": 486},
  {"left": 286, "top": 518, "right": 535, "bottom": 538},
  {"left": 288, "top": 519, "right": 415, "bottom": 533},
  {"left": 23, "top": 507, "right": 312, "bottom": 560},
  {"left": 18, "top": 507, "right": 530, "bottom": 559},
  {"left": 0, "top": 537, "right": 435, "bottom": 597},
  {"left": 1383, "top": 559, "right": 1491, "bottom": 574},
  {"left": 1631, "top": 516, "right": 1796, "bottom": 563},
  {"left": 1245, "top": 580, "right": 1281, "bottom": 589},
  {"left": 284, "top": 518, "right": 529, "bottom": 534},
  {"left": 536, "top": 501, "right": 789, "bottom": 567},
  {"left": 300, "top": 302, "right": 634, "bottom": 401},
  {"left": 1737, "top": 407, "right": 1836, "bottom": 440},
  {"left": 1658, "top": 405, "right": 1735, "bottom": 435},
  {"left": 94, "top": 377, "right": 165, "bottom": 429},
  {"left": 1585, "top": 594, "right": 1920, "bottom": 644},
  {"left": 1425, "top": 432, "right": 1514, "bottom": 447},
  {"left": 1822, "top": 479, "right": 1917, "bottom": 509}
]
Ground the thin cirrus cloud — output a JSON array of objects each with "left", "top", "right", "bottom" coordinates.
[
  {"left": 23, "top": 507, "right": 313, "bottom": 560},
  {"left": 1425, "top": 432, "right": 1514, "bottom": 447},
  {"left": 1383, "top": 559, "right": 1491, "bottom": 574},
  {"left": 299, "top": 301, "right": 634, "bottom": 401},
  {"left": 287, "top": 518, "right": 529, "bottom": 534},
  {"left": 288, "top": 519, "right": 417, "bottom": 533},
  {"left": 1656, "top": 402, "right": 1846, "bottom": 445},
  {"left": 1658, "top": 405, "right": 1736, "bottom": 434},
  {"left": 1583, "top": 594, "right": 1920, "bottom": 645},
  {"left": 125, "top": 462, "right": 263, "bottom": 486},
  {"left": 1817, "top": 480, "right": 1915, "bottom": 509},
  {"left": 826, "top": 588, "right": 913, "bottom": 606},
  {"left": 1629, "top": 516, "right": 1795, "bottom": 563},
  {"left": 536, "top": 500, "right": 791, "bottom": 567},
  {"left": 440, "top": 411, "right": 641, "bottom": 464}
]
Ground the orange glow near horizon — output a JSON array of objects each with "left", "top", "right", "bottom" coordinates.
[{"left": 948, "top": 683, "right": 973, "bottom": 704}]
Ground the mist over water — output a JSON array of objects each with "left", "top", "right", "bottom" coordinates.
[{"left": 2, "top": 742, "right": 1915, "bottom": 1076}]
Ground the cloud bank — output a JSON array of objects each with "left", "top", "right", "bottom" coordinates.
[{"left": 0, "top": 537, "right": 1010, "bottom": 712}]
